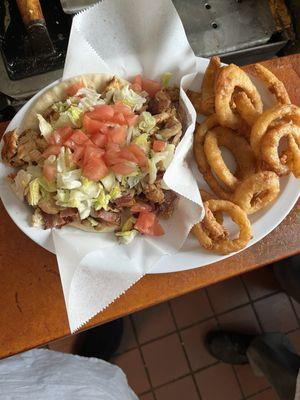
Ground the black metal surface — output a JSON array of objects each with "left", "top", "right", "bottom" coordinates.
[{"left": 0, "top": 0, "right": 72, "bottom": 81}]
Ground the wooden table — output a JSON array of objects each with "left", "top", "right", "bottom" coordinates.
[{"left": 1, "top": 54, "right": 300, "bottom": 360}]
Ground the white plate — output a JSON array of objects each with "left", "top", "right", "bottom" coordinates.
[{"left": 1, "top": 73, "right": 300, "bottom": 274}]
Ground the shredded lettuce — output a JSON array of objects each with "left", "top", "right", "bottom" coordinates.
[
  {"left": 148, "top": 144, "right": 175, "bottom": 183},
  {"left": 113, "top": 85, "right": 146, "bottom": 111},
  {"left": 68, "top": 106, "right": 83, "bottom": 125},
  {"left": 32, "top": 208, "right": 45, "bottom": 228},
  {"left": 27, "top": 178, "right": 41, "bottom": 206},
  {"left": 87, "top": 217, "right": 99, "bottom": 227},
  {"left": 57, "top": 169, "right": 82, "bottom": 190},
  {"left": 57, "top": 147, "right": 75, "bottom": 173},
  {"left": 94, "top": 190, "right": 110, "bottom": 211},
  {"left": 138, "top": 111, "right": 156, "bottom": 133},
  {"left": 38, "top": 177, "right": 57, "bottom": 193},
  {"left": 109, "top": 183, "right": 121, "bottom": 200},
  {"left": 37, "top": 114, "right": 53, "bottom": 140},
  {"left": 55, "top": 189, "right": 70, "bottom": 204},
  {"left": 116, "top": 229, "right": 138, "bottom": 245},
  {"left": 133, "top": 133, "right": 150, "bottom": 153},
  {"left": 81, "top": 177, "right": 101, "bottom": 198},
  {"left": 161, "top": 72, "right": 172, "bottom": 87},
  {"left": 77, "top": 87, "right": 105, "bottom": 110},
  {"left": 12, "top": 170, "right": 32, "bottom": 200},
  {"left": 121, "top": 216, "right": 137, "bottom": 232},
  {"left": 52, "top": 101, "right": 69, "bottom": 113},
  {"left": 101, "top": 172, "right": 116, "bottom": 192}
]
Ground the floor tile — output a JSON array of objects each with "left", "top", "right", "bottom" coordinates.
[
  {"left": 206, "top": 277, "right": 249, "bottom": 314},
  {"left": 142, "top": 333, "right": 189, "bottom": 387},
  {"left": 234, "top": 363, "right": 269, "bottom": 397},
  {"left": 287, "top": 329, "right": 300, "bottom": 354},
  {"left": 111, "top": 348, "right": 150, "bottom": 394},
  {"left": 48, "top": 334, "right": 78, "bottom": 354},
  {"left": 155, "top": 376, "right": 199, "bottom": 400},
  {"left": 170, "top": 289, "right": 213, "bottom": 328},
  {"left": 242, "top": 266, "right": 280, "bottom": 300},
  {"left": 218, "top": 305, "right": 261, "bottom": 334},
  {"left": 249, "top": 388, "right": 279, "bottom": 399},
  {"left": 132, "top": 302, "right": 175, "bottom": 344},
  {"left": 195, "top": 363, "right": 242, "bottom": 400},
  {"left": 139, "top": 392, "right": 155, "bottom": 400},
  {"left": 116, "top": 316, "right": 137, "bottom": 354},
  {"left": 181, "top": 318, "right": 218, "bottom": 370},
  {"left": 254, "top": 292, "right": 298, "bottom": 333}
]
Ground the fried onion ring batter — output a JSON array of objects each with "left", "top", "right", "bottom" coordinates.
[
  {"left": 199, "top": 56, "right": 221, "bottom": 115},
  {"left": 204, "top": 126, "right": 256, "bottom": 190},
  {"left": 232, "top": 171, "right": 280, "bottom": 214},
  {"left": 250, "top": 104, "right": 300, "bottom": 159},
  {"left": 233, "top": 91, "right": 261, "bottom": 127},
  {"left": 260, "top": 123, "right": 300, "bottom": 176},
  {"left": 254, "top": 64, "right": 291, "bottom": 105},
  {"left": 193, "top": 199, "right": 252, "bottom": 255},
  {"left": 215, "top": 64, "right": 263, "bottom": 130},
  {"left": 193, "top": 115, "right": 233, "bottom": 200}
]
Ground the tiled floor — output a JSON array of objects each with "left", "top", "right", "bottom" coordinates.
[{"left": 48, "top": 265, "right": 300, "bottom": 400}]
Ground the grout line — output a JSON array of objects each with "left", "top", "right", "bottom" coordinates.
[
  {"left": 167, "top": 301, "right": 203, "bottom": 400},
  {"left": 287, "top": 295, "right": 300, "bottom": 329},
  {"left": 245, "top": 386, "right": 276, "bottom": 399},
  {"left": 240, "top": 275, "right": 265, "bottom": 333},
  {"left": 129, "top": 315, "right": 158, "bottom": 400},
  {"left": 205, "top": 286, "right": 246, "bottom": 400}
]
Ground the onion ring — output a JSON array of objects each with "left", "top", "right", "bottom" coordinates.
[
  {"left": 232, "top": 171, "right": 280, "bottom": 214},
  {"left": 286, "top": 134, "right": 300, "bottom": 178},
  {"left": 215, "top": 64, "right": 263, "bottom": 130},
  {"left": 203, "top": 126, "right": 256, "bottom": 190},
  {"left": 193, "top": 116, "right": 233, "bottom": 200},
  {"left": 254, "top": 63, "right": 291, "bottom": 105},
  {"left": 193, "top": 199, "right": 252, "bottom": 255},
  {"left": 199, "top": 56, "right": 221, "bottom": 115},
  {"left": 260, "top": 122, "right": 300, "bottom": 176},
  {"left": 250, "top": 104, "right": 300, "bottom": 159},
  {"left": 199, "top": 189, "right": 223, "bottom": 224},
  {"left": 233, "top": 91, "right": 261, "bottom": 127}
]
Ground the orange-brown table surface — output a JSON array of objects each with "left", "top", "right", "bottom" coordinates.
[{"left": 1, "top": 55, "right": 300, "bottom": 360}]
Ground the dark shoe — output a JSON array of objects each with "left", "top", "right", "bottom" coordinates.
[
  {"left": 205, "top": 330, "right": 255, "bottom": 365},
  {"left": 76, "top": 318, "right": 124, "bottom": 361}
]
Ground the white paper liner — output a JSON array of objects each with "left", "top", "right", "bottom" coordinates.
[{"left": 49, "top": 0, "right": 204, "bottom": 331}]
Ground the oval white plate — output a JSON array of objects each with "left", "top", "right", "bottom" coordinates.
[{"left": 1, "top": 71, "right": 300, "bottom": 274}]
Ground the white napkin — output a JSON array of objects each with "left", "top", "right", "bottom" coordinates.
[{"left": 51, "top": 0, "right": 204, "bottom": 332}]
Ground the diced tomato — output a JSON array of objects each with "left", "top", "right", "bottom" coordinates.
[
  {"left": 83, "top": 156, "right": 109, "bottom": 181},
  {"left": 47, "top": 127, "right": 73, "bottom": 145},
  {"left": 43, "top": 164, "right": 56, "bottom": 182},
  {"left": 57, "top": 126, "right": 74, "bottom": 140},
  {"left": 131, "top": 74, "right": 142, "bottom": 92},
  {"left": 131, "top": 202, "right": 153, "bottom": 213},
  {"left": 125, "top": 114, "right": 138, "bottom": 127},
  {"left": 86, "top": 105, "right": 114, "bottom": 121},
  {"left": 83, "top": 114, "right": 112, "bottom": 136},
  {"left": 120, "top": 147, "right": 139, "bottom": 163},
  {"left": 106, "top": 125, "right": 127, "bottom": 145},
  {"left": 106, "top": 142, "right": 121, "bottom": 152},
  {"left": 111, "top": 162, "right": 136, "bottom": 175},
  {"left": 142, "top": 78, "right": 161, "bottom": 97},
  {"left": 72, "top": 145, "right": 85, "bottom": 167},
  {"left": 152, "top": 140, "right": 166, "bottom": 152},
  {"left": 64, "top": 129, "right": 92, "bottom": 149},
  {"left": 113, "top": 102, "right": 133, "bottom": 116},
  {"left": 127, "top": 143, "right": 148, "bottom": 168},
  {"left": 66, "top": 81, "right": 84, "bottom": 97},
  {"left": 83, "top": 145, "right": 105, "bottom": 166},
  {"left": 42, "top": 145, "right": 62, "bottom": 158},
  {"left": 112, "top": 112, "right": 127, "bottom": 125},
  {"left": 96, "top": 210, "right": 120, "bottom": 223},
  {"left": 104, "top": 148, "right": 126, "bottom": 166},
  {"left": 90, "top": 132, "right": 108, "bottom": 148},
  {"left": 134, "top": 211, "right": 164, "bottom": 236}
]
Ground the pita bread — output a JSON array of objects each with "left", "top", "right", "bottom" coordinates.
[{"left": 21, "top": 73, "right": 129, "bottom": 131}]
